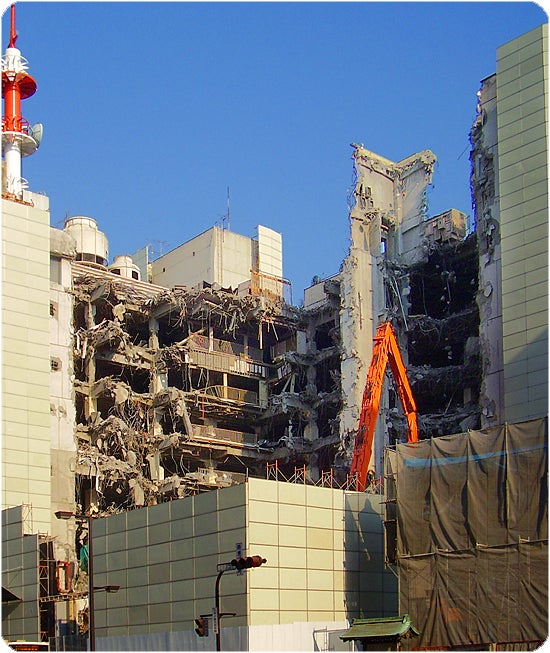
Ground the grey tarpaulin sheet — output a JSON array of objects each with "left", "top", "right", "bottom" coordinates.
[{"left": 385, "top": 418, "right": 547, "bottom": 649}]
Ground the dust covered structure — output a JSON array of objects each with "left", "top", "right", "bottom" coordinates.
[
  {"left": 400, "top": 226, "right": 481, "bottom": 440},
  {"left": 385, "top": 419, "right": 548, "bottom": 649},
  {"left": 317, "top": 144, "right": 482, "bottom": 472},
  {"left": 67, "top": 145, "right": 482, "bottom": 515}
]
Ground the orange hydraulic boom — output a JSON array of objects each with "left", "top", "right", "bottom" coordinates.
[{"left": 350, "top": 321, "right": 418, "bottom": 491}]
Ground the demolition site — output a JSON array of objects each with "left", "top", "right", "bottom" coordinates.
[{"left": 2, "top": 6, "right": 547, "bottom": 650}]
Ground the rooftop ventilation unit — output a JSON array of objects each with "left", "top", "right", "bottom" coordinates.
[
  {"left": 64, "top": 216, "right": 108, "bottom": 268},
  {"left": 109, "top": 255, "right": 141, "bottom": 281}
]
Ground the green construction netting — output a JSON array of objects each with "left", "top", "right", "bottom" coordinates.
[{"left": 385, "top": 418, "right": 548, "bottom": 649}]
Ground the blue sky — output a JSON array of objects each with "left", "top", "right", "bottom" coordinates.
[{"left": 3, "top": 1, "right": 547, "bottom": 302}]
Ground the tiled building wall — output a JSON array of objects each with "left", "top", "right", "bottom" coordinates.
[
  {"left": 496, "top": 24, "right": 548, "bottom": 422},
  {"left": 50, "top": 244, "right": 78, "bottom": 548},
  {"left": 93, "top": 482, "right": 249, "bottom": 639},
  {"left": 2, "top": 196, "right": 52, "bottom": 532},
  {"left": 247, "top": 479, "right": 397, "bottom": 626},
  {"left": 256, "top": 225, "right": 283, "bottom": 278},
  {"left": 1, "top": 506, "right": 41, "bottom": 641},
  {"left": 93, "top": 478, "right": 395, "bottom": 647},
  {"left": 343, "top": 491, "right": 398, "bottom": 617}
]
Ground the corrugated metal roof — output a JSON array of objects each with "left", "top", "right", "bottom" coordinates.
[{"left": 340, "top": 614, "right": 419, "bottom": 641}]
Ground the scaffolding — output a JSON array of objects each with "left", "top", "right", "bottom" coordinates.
[
  {"left": 38, "top": 537, "right": 56, "bottom": 643},
  {"left": 265, "top": 462, "right": 375, "bottom": 492}
]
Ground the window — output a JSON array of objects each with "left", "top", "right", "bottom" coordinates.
[{"left": 50, "top": 256, "right": 61, "bottom": 284}]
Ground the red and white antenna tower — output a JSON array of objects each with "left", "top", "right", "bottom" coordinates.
[{"left": 2, "top": 3, "right": 42, "bottom": 198}]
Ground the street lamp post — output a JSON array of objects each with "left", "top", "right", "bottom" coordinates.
[{"left": 214, "top": 569, "right": 226, "bottom": 653}]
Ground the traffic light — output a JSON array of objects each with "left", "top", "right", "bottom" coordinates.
[
  {"left": 230, "top": 555, "right": 267, "bottom": 570},
  {"left": 195, "top": 616, "right": 207, "bottom": 637}
]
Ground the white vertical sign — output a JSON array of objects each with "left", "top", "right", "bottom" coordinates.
[{"left": 212, "top": 607, "right": 219, "bottom": 634}]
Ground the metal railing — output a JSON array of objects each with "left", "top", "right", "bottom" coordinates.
[
  {"left": 249, "top": 269, "right": 292, "bottom": 304},
  {"left": 193, "top": 467, "right": 248, "bottom": 485},
  {"left": 202, "top": 385, "right": 260, "bottom": 405},
  {"left": 265, "top": 462, "right": 383, "bottom": 492},
  {"left": 186, "top": 349, "right": 268, "bottom": 378},
  {"left": 193, "top": 423, "right": 258, "bottom": 447},
  {"left": 189, "top": 333, "right": 263, "bottom": 361}
]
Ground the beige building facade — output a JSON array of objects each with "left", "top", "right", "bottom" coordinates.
[
  {"left": 150, "top": 224, "right": 286, "bottom": 301},
  {"left": 2, "top": 192, "right": 52, "bottom": 533}
]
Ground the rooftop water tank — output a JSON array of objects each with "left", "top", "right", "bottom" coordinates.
[
  {"left": 64, "top": 216, "right": 108, "bottom": 267},
  {"left": 108, "top": 255, "right": 141, "bottom": 281}
]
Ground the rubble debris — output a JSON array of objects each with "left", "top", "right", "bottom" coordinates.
[
  {"left": 70, "top": 269, "right": 341, "bottom": 517},
  {"left": 66, "top": 145, "right": 482, "bottom": 520},
  {"left": 403, "top": 235, "right": 481, "bottom": 437}
]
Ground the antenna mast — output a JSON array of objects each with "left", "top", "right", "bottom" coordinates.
[
  {"left": 9, "top": 4, "right": 17, "bottom": 48},
  {"left": 227, "top": 187, "right": 230, "bottom": 231},
  {"left": 2, "top": 3, "right": 42, "bottom": 198}
]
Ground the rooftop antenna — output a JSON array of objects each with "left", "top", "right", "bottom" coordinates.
[
  {"left": 226, "top": 186, "right": 231, "bottom": 231},
  {"left": 8, "top": 4, "right": 17, "bottom": 48},
  {"left": 2, "top": 3, "right": 42, "bottom": 198},
  {"left": 215, "top": 188, "right": 231, "bottom": 230}
]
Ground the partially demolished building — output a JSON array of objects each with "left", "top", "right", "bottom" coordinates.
[
  {"left": 4, "top": 139, "right": 484, "bottom": 645},
  {"left": 50, "top": 143, "right": 483, "bottom": 522},
  {"left": 9, "top": 138, "right": 482, "bottom": 644}
]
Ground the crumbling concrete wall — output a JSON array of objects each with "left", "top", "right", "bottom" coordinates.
[
  {"left": 339, "top": 145, "right": 437, "bottom": 474},
  {"left": 50, "top": 130, "right": 478, "bottom": 550},
  {"left": 470, "top": 74, "right": 504, "bottom": 428},
  {"left": 62, "top": 255, "right": 348, "bottom": 514}
]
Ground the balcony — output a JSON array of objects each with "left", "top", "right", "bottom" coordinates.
[
  {"left": 203, "top": 385, "right": 259, "bottom": 406},
  {"left": 192, "top": 423, "right": 258, "bottom": 447},
  {"left": 185, "top": 344, "right": 268, "bottom": 378}
]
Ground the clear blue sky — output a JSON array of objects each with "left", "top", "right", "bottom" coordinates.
[{"left": 3, "top": 1, "right": 547, "bottom": 302}]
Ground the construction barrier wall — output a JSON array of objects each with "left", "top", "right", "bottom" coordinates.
[{"left": 385, "top": 418, "right": 548, "bottom": 649}]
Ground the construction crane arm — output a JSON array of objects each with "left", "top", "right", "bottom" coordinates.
[
  {"left": 350, "top": 322, "right": 418, "bottom": 491},
  {"left": 386, "top": 323, "right": 418, "bottom": 442}
]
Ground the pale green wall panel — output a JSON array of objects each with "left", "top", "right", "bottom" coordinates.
[
  {"left": 2, "top": 197, "right": 52, "bottom": 531},
  {"left": 526, "top": 309, "right": 548, "bottom": 330}
]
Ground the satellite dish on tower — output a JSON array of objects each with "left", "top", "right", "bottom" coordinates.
[{"left": 30, "top": 123, "right": 43, "bottom": 147}]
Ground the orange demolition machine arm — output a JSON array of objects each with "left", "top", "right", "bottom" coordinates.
[{"left": 350, "top": 321, "right": 418, "bottom": 491}]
